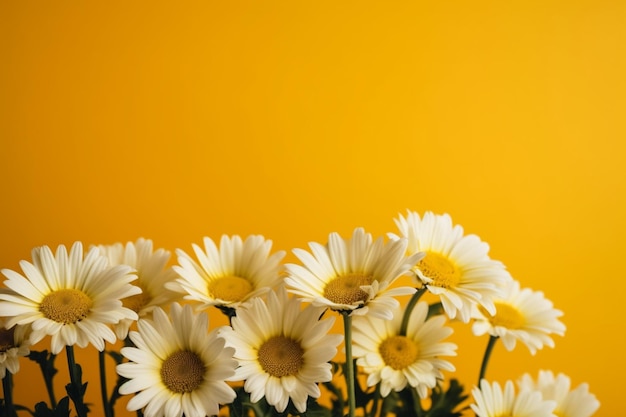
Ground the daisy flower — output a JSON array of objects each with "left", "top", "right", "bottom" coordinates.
[
  {"left": 471, "top": 379, "right": 557, "bottom": 417},
  {"left": 116, "top": 303, "right": 237, "bottom": 417},
  {"left": 220, "top": 287, "right": 343, "bottom": 413},
  {"left": 389, "top": 211, "right": 511, "bottom": 323},
  {"left": 0, "top": 242, "right": 139, "bottom": 354},
  {"left": 0, "top": 316, "right": 31, "bottom": 379},
  {"left": 518, "top": 370, "right": 600, "bottom": 417},
  {"left": 472, "top": 279, "right": 566, "bottom": 354},
  {"left": 168, "top": 235, "right": 285, "bottom": 311},
  {"left": 284, "top": 227, "right": 423, "bottom": 319},
  {"left": 97, "top": 238, "right": 181, "bottom": 339},
  {"left": 352, "top": 301, "right": 457, "bottom": 398}
]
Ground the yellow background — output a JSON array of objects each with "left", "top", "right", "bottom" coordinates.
[{"left": 1, "top": 1, "right": 624, "bottom": 416}]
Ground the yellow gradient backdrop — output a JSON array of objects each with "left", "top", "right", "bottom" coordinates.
[{"left": 1, "top": 1, "right": 624, "bottom": 416}]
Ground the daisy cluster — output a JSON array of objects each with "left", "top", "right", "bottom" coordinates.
[{"left": 0, "top": 212, "right": 599, "bottom": 417}]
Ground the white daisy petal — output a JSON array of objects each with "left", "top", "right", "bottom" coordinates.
[
  {"left": 117, "top": 303, "right": 237, "bottom": 416},
  {"left": 286, "top": 227, "right": 417, "bottom": 318},
  {"left": 171, "top": 235, "right": 285, "bottom": 310},
  {"left": 0, "top": 242, "right": 141, "bottom": 353},
  {"left": 390, "top": 211, "right": 511, "bottom": 323},
  {"left": 352, "top": 302, "right": 457, "bottom": 398},
  {"left": 472, "top": 279, "right": 565, "bottom": 355},
  {"left": 0, "top": 318, "right": 31, "bottom": 378},
  {"left": 96, "top": 239, "right": 181, "bottom": 340},
  {"left": 517, "top": 370, "right": 599, "bottom": 417},
  {"left": 221, "top": 287, "right": 341, "bottom": 413},
  {"left": 471, "top": 380, "right": 557, "bottom": 417}
]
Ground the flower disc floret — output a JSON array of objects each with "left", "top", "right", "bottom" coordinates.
[
  {"left": 379, "top": 335, "right": 419, "bottom": 370},
  {"left": 416, "top": 251, "right": 461, "bottom": 289},
  {"left": 258, "top": 335, "right": 304, "bottom": 377},
  {"left": 479, "top": 302, "right": 525, "bottom": 329},
  {"left": 39, "top": 289, "right": 93, "bottom": 324},
  {"left": 323, "top": 273, "right": 372, "bottom": 305},
  {"left": 208, "top": 275, "right": 253, "bottom": 302},
  {"left": 160, "top": 350, "right": 206, "bottom": 393}
]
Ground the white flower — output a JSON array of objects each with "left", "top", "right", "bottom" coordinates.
[
  {"left": 518, "top": 370, "right": 600, "bottom": 417},
  {"left": 389, "top": 211, "right": 510, "bottom": 323},
  {"left": 97, "top": 238, "right": 180, "bottom": 339},
  {"left": 284, "top": 227, "right": 423, "bottom": 319},
  {"left": 117, "top": 303, "right": 237, "bottom": 417},
  {"left": 169, "top": 235, "right": 285, "bottom": 310},
  {"left": 472, "top": 279, "right": 566, "bottom": 354},
  {"left": 471, "top": 379, "right": 557, "bottom": 417},
  {"left": 0, "top": 242, "right": 139, "bottom": 354},
  {"left": 220, "top": 287, "right": 343, "bottom": 413},
  {"left": 352, "top": 302, "right": 457, "bottom": 398},
  {"left": 0, "top": 315, "right": 31, "bottom": 379}
]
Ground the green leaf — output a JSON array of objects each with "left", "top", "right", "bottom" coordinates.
[
  {"left": 425, "top": 379, "right": 469, "bottom": 417},
  {"left": 33, "top": 397, "right": 70, "bottom": 417},
  {"left": 64, "top": 364, "right": 90, "bottom": 416}
]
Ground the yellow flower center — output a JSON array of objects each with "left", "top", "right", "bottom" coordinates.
[
  {"left": 258, "top": 335, "right": 304, "bottom": 377},
  {"left": 39, "top": 289, "right": 93, "bottom": 324},
  {"left": 122, "top": 283, "right": 151, "bottom": 313},
  {"left": 417, "top": 251, "right": 461, "bottom": 289},
  {"left": 207, "top": 275, "right": 253, "bottom": 302},
  {"left": 0, "top": 327, "right": 16, "bottom": 352},
  {"left": 379, "top": 335, "right": 419, "bottom": 370},
  {"left": 323, "top": 273, "right": 372, "bottom": 306},
  {"left": 479, "top": 302, "right": 525, "bottom": 329},
  {"left": 160, "top": 350, "right": 206, "bottom": 393}
]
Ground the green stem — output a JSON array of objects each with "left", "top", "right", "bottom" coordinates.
[
  {"left": 411, "top": 387, "right": 424, "bottom": 417},
  {"left": 399, "top": 287, "right": 427, "bottom": 336},
  {"left": 216, "top": 305, "right": 237, "bottom": 326},
  {"left": 66, "top": 345, "right": 88, "bottom": 417},
  {"left": 478, "top": 336, "right": 499, "bottom": 385},
  {"left": 2, "top": 372, "right": 18, "bottom": 417},
  {"left": 28, "top": 350, "right": 58, "bottom": 408},
  {"left": 99, "top": 349, "right": 113, "bottom": 417},
  {"left": 43, "top": 354, "right": 58, "bottom": 409},
  {"left": 367, "top": 384, "right": 381, "bottom": 417},
  {"left": 426, "top": 302, "right": 443, "bottom": 319},
  {"left": 341, "top": 311, "right": 356, "bottom": 417}
]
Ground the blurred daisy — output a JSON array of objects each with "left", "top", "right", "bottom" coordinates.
[
  {"left": 97, "top": 238, "right": 180, "bottom": 339},
  {"left": 0, "top": 316, "right": 31, "bottom": 379},
  {"left": 389, "top": 211, "right": 510, "bottom": 323},
  {"left": 0, "top": 242, "right": 139, "bottom": 354},
  {"left": 169, "top": 235, "right": 285, "bottom": 311},
  {"left": 117, "top": 303, "right": 237, "bottom": 417},
  {"left": 471, "top": 379, "right": 557, "bottom": 417},
  {"left": 352, "top": 301, "right": 457, "bottom": 398},
  {"left": 518, "top": 370, "right": 600, "bottom": 417},
  {"left": 220, "top": 287, "right": 343, "bottom": 413},
  {"left": 284, "top": 227, "right": 423, "bottom": 319},
  {"left": 472, "top": 279, "right": 566, "bottom": 354}
]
